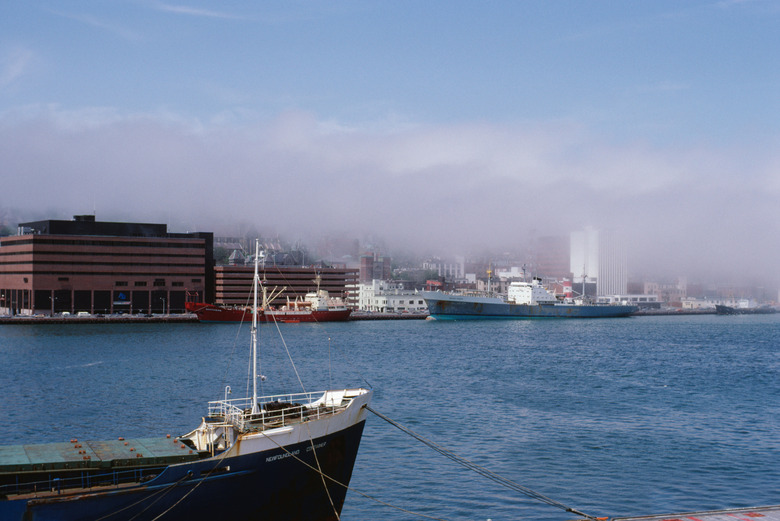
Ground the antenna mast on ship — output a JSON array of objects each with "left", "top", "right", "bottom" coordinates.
[{"left": 251, "top": 239, "right": 260, "bottom": 415}]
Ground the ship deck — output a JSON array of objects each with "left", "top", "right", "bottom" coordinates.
[
  {"left": 612, "top": 505, "right": 780, "bottom": 521},
  {"left": 0, "top": 436, "right": 200, "bottom": 474}
]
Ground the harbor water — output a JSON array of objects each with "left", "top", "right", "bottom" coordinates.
[{"left": 1, "top": 315, "right": 778, "bottom": 520}]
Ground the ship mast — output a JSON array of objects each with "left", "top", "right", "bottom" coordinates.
[{"left": 251, "top": 239, "right": 260, "bottom": 415}]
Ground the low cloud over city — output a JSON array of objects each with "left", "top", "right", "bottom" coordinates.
[{"left": 2, "top": 106, "right": 778, "bottom": 285}]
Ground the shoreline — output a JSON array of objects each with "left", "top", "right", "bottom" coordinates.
[
  {"left": 0, "top": 309, "right": 731, "bottom": 324},
  {"left": 0, "top": 312, "right": 429, "bottom": 324},
  {"left": 0, "top": 314, "right": 199, "bottom": 324}
]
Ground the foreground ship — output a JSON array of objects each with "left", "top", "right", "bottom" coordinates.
[
  {"left": 422, "top": 278, "right": 637, "bottom": 320},
  {"left": 0, "top": 242, "right": 371, "bottom": 521}
]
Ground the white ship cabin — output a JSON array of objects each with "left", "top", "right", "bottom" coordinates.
[{"left": 507, "top": 279, "right": 559, "bottom": 305}]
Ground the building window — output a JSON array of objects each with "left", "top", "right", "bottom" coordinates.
[
  {"left": 172, "top": 282, "right": 184, "bottom": 287},
  {"left": 58, "top": 277, "right": 69, "bottom": 281},
  {"left": 135, "top": 281, "right": 147, "bottom": 287},
  {"left": 153, "top": 279, "right": 165, "bottom": 287},
  {"left": 116, "top": 281, "right": 128, "bottom": 286},
  {"left": 191, "top": 278, "right": 201, "bottom": 283}
]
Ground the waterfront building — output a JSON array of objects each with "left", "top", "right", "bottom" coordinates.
[
  {"left": 596, "top": 294, "right": 661, "bottom": 309},
  {"left": 423, "top": 256, "right": 466, "bottom": 281},
  {"left": 645, "top": 279, "right": 687, "bottom": 306},
  {"left": 476, "top": 276, "right": 510, "bottom": 295},
  {"left": 0, "top": 215, "right": 213, "bottom": 315},
  {"left": 210, "top": 264, "right": 359, "bottom": 308},
  {"left": 494, "top": 266, "right": 525, "bottom": 279},
  {"left": 357, "top": 280, "right": 427, "bottom": 313},
  {"left": 359, "top": 252, "right": 391, "bottom": 284},
  {"left": 597, "top": 230, "right": 628, "bottom": 296}
]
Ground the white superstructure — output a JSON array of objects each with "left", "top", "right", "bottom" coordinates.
[{"left": 507, "top": 279, "right": 559, "bottom": 305}]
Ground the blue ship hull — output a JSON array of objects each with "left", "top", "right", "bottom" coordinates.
[
  {"left": 0, "top": 421, "right": 366, "bottom": 521},
  {"left": 422, "top": 292, "right": 637, "bottom": 320}
]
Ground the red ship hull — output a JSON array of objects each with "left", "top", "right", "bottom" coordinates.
[{"left": 185, "top": 302, "right": 352, "bottom": 323}]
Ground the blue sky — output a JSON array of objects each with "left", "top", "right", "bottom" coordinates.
[{"left": 1, "top": 1, "right": 779, "bottom": 282}]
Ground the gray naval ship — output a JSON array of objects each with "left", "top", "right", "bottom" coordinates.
[{"left": 422, "top": 278, "right": 637, "bottom": 320}]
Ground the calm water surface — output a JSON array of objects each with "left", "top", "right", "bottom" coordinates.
[{"left": 1, "top": 315, "right": 778, "bottom": 520}]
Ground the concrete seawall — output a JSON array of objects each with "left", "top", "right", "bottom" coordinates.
[
  {"left": 0, "top": 314, "right": 198, "bottom": 324},
  {"left": 0, "top": 312, "right": 429, "bottom": 324}
]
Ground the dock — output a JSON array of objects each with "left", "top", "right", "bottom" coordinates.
[
  {"left": 612, "top": 505, "right": 780, "bottom": 521},
  {"left": 0, "top": 312, "right": 429, "bottom": 324},
  {"left": 0, "top": 314, "right": 198, "bottom": 325}
]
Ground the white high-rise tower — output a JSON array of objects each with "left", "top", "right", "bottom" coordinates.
[{"left": 570, "top": 227, "right": 627, "bottom": 296}]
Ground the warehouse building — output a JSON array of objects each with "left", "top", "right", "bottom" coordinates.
[
  {"left": 0, "top": 215, "right": 213, "bottom": 315},
  {"left": 207, "top": 263, "right": 359, "bottom": 308}
]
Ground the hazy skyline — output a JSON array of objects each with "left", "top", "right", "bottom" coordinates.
[{"left": 1, "top": 1, "right": 778, "bottom": 285}]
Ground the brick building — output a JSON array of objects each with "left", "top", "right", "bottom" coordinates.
[
  {"left": 359, "top": 253, "right": 391, "bottom": 283},
  {"left": 209, "top": 264, "right": 359, "bottom": 308},
  {"left": 0, "top": 215, "right": 213, "bottom": 315}
]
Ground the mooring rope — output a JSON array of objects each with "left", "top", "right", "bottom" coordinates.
[
  {"left": 299, "top": 412, "right": 342, "bottom": 520},
  {"left": 147, "top": 444, "right": 235, "bottom": 521},
  {"left": 259, "top": 428, "right": 450, "bottom": 521},
  {"left": 93, "top": 436, "right": 235, "bottom": 521},
  {"left": 93, "top": 472, "right": 189, "bottom": 521},
  {"left": 366, "top": 406, "right": 603, "bottom": 521}
]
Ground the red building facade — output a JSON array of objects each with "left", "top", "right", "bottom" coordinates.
[
  {"left": 211, "top": 265, "right": 359, "bottom": 308},
  {"left": 0, "top": 215, "right": 213, "bottom": 315}
]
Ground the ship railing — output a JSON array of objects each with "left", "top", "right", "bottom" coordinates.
[
  {"left": 207, "top": 390, "right": 351, "bottom": 431},
  {"left": 453, "top": 289, "right": 496, "bottom": 298},
  {"left": 0, "top": 465, "right": 168, "bottom": 497}
]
